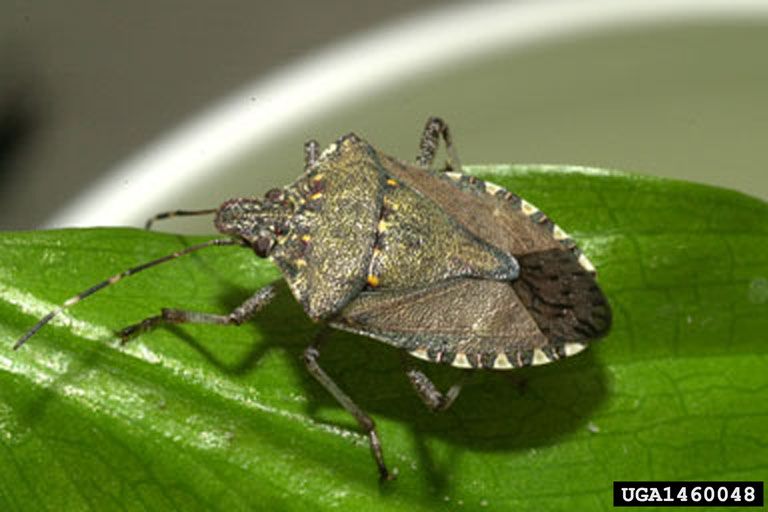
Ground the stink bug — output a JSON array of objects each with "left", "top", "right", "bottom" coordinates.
[{"left": 14, "top": 117, "right": 611, "bottom": 480}]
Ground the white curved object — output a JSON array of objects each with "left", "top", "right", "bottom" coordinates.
[{"left": 47, "top": 0, "right": 768, "bottom": 228}]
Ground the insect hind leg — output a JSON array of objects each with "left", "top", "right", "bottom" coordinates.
[
  {"left": 117, "top": 285, "right": 276, "bottom": 342},
  {"left": 404, "top": 364, "right": 464, "bottom": 412},
  {"left": 416, "top": 116, "right": 462, "bottom": 172},
  {"left": 303, "top": 329, "right": 394, "bottom": 481}
]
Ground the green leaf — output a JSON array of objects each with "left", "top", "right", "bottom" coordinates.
[{"left": 0, "top": 165, "right": 766, "bottom": 511}]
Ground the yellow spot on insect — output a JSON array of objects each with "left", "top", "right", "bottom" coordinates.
[
  {"left": 301, "top": 234, "right": 311, "bottom": 243},
  {"left": 452, "top": 352, "right": 472, "bottom": 369},
  {"left": 386, "top": 178, "right": 398, "bottom": 186},
  {"left": 578, "top": 253, "right": 597, "bottom": 274},
  {"left": 493, "top": 352, "right": 513, "bottom": 369},
  {"left": 531, "top": 348, "right": 550, "bottom": 366},
  {"left": 320, "top": 143, "right": 337, "bottom": 158},
  {"left": 484, "top": 182, "right": 502, "bottom": 195},
  {"left": 367, "top": 274, "right": 380, "bottom": 287},
  {"left": 409, "top": 347, "right": 430, "bottom": 361},
  {"left": 520, "top": 199, "right": 538, "bottom": 216},
  {"left": 312, "top": 173, "right": 324, "bottom": 182},
  {"left": 295, "top": 258, "right": 307, "bottom": 268},
  {"left": 552, "top": 225, "right": 569, "bottom": 240},
  {"left": 564, "top": 342, "right": 586, "bottom": 357},
  {"left": 309, "top": 192, "right": 323, "bottom": 201},
  {"left": 382, "top": 196, "right": 400, "bottom": 211}
]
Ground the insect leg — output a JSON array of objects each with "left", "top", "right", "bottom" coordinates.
[
  {"left": 303, "top": 332, "right": 393, "bottom": 481},
  {"left": 304, "top": 139, "right": 320, "bottom": 169},
  {"left": 144, "top": 208, "right": 218, "bottom": 230},
  {"left": 416, "top": 116, "right": 462, "bottom": 172},
  {"left": 117, "top": 285, "right": 276, "bottom": 342},
  {"left": 13, "top": 238, "right": 240, "bottom": 350},
  {"left": 404, "top": 366, "right": 463, "bottom": 412}
]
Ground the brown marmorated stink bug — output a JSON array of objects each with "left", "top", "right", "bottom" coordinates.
[{"left": 14, "top": 117, "right": 611, "bottom": 480}]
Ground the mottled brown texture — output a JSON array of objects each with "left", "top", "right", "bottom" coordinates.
[
  {"left": 369, "top": 179, "right": 518, "bottom": 289},
  {"left": 217, "top": 129, "right": 610, "bottom": 370},
  {"left": 378, "top": 152, "right": 562, "bottom": 255},
  {"left": 333, "top": 278, "right": 549, "bottom": 368},
  {"left": 274, "top": 136, "right": 385, "bottom": 319}
]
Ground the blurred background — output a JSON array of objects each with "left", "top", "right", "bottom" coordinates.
[{"left": 1, "top": 0, "right": 766, "bottom": 231}]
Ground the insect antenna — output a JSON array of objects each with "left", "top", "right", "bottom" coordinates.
[
  {"left": 13, "top": 237, "right": 239, "bottom": 350},
  {"left": 144, "top": 208, "right": 218, "bottom": 230}
]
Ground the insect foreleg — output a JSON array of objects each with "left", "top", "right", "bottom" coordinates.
[
  {"left": 144, "top": 208, "right": 218, "bottom": 230},
  {"left": 117, "top": 284, "right": 276, "bottom": 342},
  {"left": 13, "top": 238, "right": 240, "bottom": 350}
]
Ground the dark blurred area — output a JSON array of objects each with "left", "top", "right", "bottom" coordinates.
[
  {"left": 0, "top": 70, "right": 41, "bottom": 193},
  {"left": 0, "top": 0, "right": 445, "bottom": 229}
]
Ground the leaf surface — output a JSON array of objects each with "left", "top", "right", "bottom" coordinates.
[{"left": 0, "top": 165, "right": 766, "bottom": 511}]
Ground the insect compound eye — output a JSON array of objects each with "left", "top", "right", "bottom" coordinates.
[{"left": 254, "top": 236, "right": 274, "bottom": 258}]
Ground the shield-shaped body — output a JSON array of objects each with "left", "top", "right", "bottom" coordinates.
[
  {"left": 12, "top": 120, "right": 613, "bottom": 482},
  {"left": 269, "top": 134, "right": 611, "bottom": 370}
]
